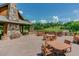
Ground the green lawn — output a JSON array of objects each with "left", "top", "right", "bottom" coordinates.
[{"left": 43, "top": 26, "right": 64, "bottom": 32}]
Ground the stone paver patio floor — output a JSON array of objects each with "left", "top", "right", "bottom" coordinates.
[
  {"left": 0, "top": 34, "right": 79, "bottom": 56},
  {"left": 0, "top": 34, "right": 43, "bottom": 56}
]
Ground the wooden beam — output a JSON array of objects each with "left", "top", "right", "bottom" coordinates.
[{"left": 3, "top": 23, "right": 8, "bottom": 36}]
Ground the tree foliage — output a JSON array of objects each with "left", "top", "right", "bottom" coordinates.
[{"left": 64, "top": 21, "right": 79, "bottom": 32}]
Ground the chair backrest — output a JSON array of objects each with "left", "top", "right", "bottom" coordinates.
[
  {"left": 64, "top": 40, "right": 71, "bottom": 45},
  {"left": 43, "top": 35, "right": 46, "bottom": 40},
  {"left": 45, "top": 36, "right": 50, "bottom": 41}
]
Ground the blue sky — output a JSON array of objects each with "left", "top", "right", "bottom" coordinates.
[{"left": 16, "top": 3, "right": 79, "bottom": 23}]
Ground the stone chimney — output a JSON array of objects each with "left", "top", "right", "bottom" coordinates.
[
  {"left": 8, "top": 3, "right": 18, "bottom": 21},
  {"left": 7, "top": 3, "right": 22, "bottom": 39}
]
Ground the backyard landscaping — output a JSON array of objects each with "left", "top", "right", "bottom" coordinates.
[{"left": 33, "top": 21, "right": 79, "bottom": 35}]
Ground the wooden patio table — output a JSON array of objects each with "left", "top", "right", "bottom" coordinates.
[{"left": 46, "top": 40, "right": 71, "bottom": 51}]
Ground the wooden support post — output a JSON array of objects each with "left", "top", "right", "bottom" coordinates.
[
  {"left": 2, "top": 23, "right": 8, "bottom": 40},
  {"left": 30, "top": 25, "right": 34, "bottom": 32},
  {"left": 22, "top": 25, "right": 23, "bottom": 34},
  {"left": 20, "top": 25, "right": 23, "bottom": 34},
  {"left": 29, "top": 25, "right": 34, "bottom": 34},
  {"left": 3, "top": 23, "right": 8, "bottom": 36}
]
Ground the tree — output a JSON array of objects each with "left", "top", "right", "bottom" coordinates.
[{"left": 63, "top": 21, "right": 79, "bottom": 32}]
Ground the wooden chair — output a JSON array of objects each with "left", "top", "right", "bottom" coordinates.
[
  {"left": 45, "top": 36, "right": 51, "bottom": 41},
  {"left": 73, "top": 35, "right": 79, "bottom": 43},
  {"left": 52, "top": 35, "right": 56, "bottom": 40},
  {"left": 45, "top": 35, "right": 56, "bottom": 41},
  {"left": 41, "top": 44, "right": 54, "bottom": 56},
  {"left": 64, "top": 40, "right": 71, "bottom": 53},
  {"left": 64, "top": 40, "right": 71, "bottom": 45},
  {"left": 53, "top": 49, "right": 66, "bottom": 56},
  {"left": 43, "top": 34, "right": 47, "bottom": 40}
]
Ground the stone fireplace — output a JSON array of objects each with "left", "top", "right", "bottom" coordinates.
[
  {"left": 7, "top": 4, "right": 22, "bottom": 39},
  {"left": 7, "top": 24, "right": 22, "bottom": 39}
]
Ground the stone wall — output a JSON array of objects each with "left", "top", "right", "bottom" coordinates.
[{"left": 7, "top": 24, "right": 22, "bottom": 39}]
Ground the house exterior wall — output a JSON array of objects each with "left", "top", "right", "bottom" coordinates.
[{"left": 0, "top": 6, "right": 8, "bottom": 16}]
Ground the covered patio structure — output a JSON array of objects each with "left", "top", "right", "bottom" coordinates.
[{"left": 0, "top": 3, "right": 32, "bottom": 40}]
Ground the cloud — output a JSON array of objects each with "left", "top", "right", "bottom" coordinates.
[
  {"left": 73, "top": 19, "right": 79, "bottom": 21},
  {"left": 19, "top": 10, "right": 23, "bottom": 14},
  {"left": 31, "top": 20, "right": 36, "bottom": 23},
  {"left": 73, "top": 10, "right": 79, "bottom": 14},
  {"left": 40, "top": 19, "right": 47, "bottom": 23},
  {"left": 52, "top": 16, "right": 59, "bottom": 23},
  {"left": 73, "top": 10, "right": 79, "bottom": 18},
  {"left": 61, "top": 18, "right": 71, "bottom": 23}
]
